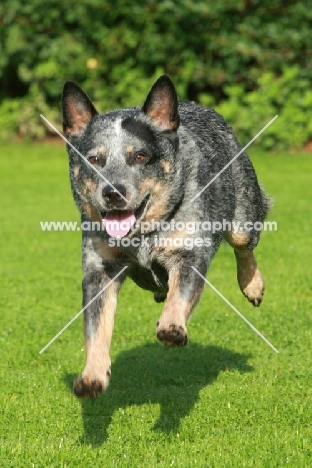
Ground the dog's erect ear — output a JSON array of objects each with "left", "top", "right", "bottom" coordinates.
[
  {"left": 62, "top": 81, "right": 98, "bottom": 137},
  {"left": 142, "top": 75, "right": 180, "bottom": 131}
]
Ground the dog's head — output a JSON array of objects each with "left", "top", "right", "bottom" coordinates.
[{"left": 62, "top": 76, "right": 182, "bottom": 238}]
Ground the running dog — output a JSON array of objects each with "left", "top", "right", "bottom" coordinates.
[{"left": 61, "top": 75, "right": 270, "bottom": 397}]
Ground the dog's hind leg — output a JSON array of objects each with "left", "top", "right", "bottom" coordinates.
[
  {"left": 156, "top": 264, "right": 205, "bottom": 346},
  {"left": 226, "top": 231, "right": 264, "bottom": 307}
]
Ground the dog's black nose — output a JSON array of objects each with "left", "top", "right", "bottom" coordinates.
[{"left": 102, "top": 184, "right": 127, "bottom": 207}]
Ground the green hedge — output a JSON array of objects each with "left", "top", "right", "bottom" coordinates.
[{"left": 0, "top": 0, "right": 311, "bottom": 148}]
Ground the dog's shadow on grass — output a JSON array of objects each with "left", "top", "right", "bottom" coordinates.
[{"left": 64, "top": 343, "right": 253, "bottom": 446}]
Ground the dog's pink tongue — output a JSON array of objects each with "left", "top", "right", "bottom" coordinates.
[{"left": 103, "top": 210, "right": 136, "bottom": 238}]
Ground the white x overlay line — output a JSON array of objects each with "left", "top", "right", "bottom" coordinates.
[
  {"left": 39, "top": 266, "right": 128, "bottom": 354},
  {"left": 191, "top": 266, "right": 279, "bottom": 353},
  {"left": 39, "top": 112, "right": 279, "bottom": 355},
  {"left": 40, "top": 114, "right": 129, "bottom": 202},
  {"left": 190, "top": 115, "right": 278, "bottom": 203}
]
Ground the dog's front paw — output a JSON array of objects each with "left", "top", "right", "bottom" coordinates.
[
  {"left": 157, "top": 323, "right": 188, "bottom": 347},
  {"left": 73, "top": 370, "right": 111, "bottom": 398}
]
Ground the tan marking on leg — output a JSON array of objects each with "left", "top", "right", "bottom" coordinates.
[
  {"left": 93, "top": 239, "right": 121, "bottom": 261},
  {"left": 167, "top": 228, "right": 188, "bottom": 243},
  {"left": 153, "top": 222, "right": 197, "bottom": 260},
  {"left": 235, "top": 247, "right": 265, "bottom": 307},
  {"left": 74, "top": 281, "right": 120, "bottom": 397},
  {"left": 226, "top": 231, "right": 249, "bottom": 247},
  {"left": 156, "top": 274, "right": 203, "bottom": 346},
  {"left": 154, "top": 229, "right": 189, "bottom": 253},
  {"left": 160, "top": 160, "right": 171, "bottom": 173}
]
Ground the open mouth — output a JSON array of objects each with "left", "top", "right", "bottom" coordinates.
[{"left": 101, "top": 194, "right": 149, "bottom": 239}]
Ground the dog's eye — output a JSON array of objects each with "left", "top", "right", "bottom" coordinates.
[
  {"left": 134, "top": 153, "right": 147, "bottom": 164},
  {"left": 88, "top": 156, "right": 105, "bottom": 167},
  {"left": 88, "top": 156, "right": 99, "bottom": 165}
]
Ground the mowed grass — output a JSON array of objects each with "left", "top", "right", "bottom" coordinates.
[{"left": 1, "top": 142, "right": 311, "bottom": 467}]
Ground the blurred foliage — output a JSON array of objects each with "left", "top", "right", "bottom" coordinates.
[
  {"left": 216, "top": 67, "right": 312, "bottom": 150},
  {"left": 0, "top": 0, "right": 311, "bottom": 148}
]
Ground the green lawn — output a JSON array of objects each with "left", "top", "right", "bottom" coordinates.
[{"left": 1, "top": 142, "right": 311, "bottom": 467}]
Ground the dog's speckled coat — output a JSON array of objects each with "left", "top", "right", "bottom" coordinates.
[{"left": 62, "top": 76, "right": 270, "bottom": 397}]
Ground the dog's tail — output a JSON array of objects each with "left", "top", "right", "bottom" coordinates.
[{"left": 260, "top": 184, "right": 273, "bottom": 219}]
